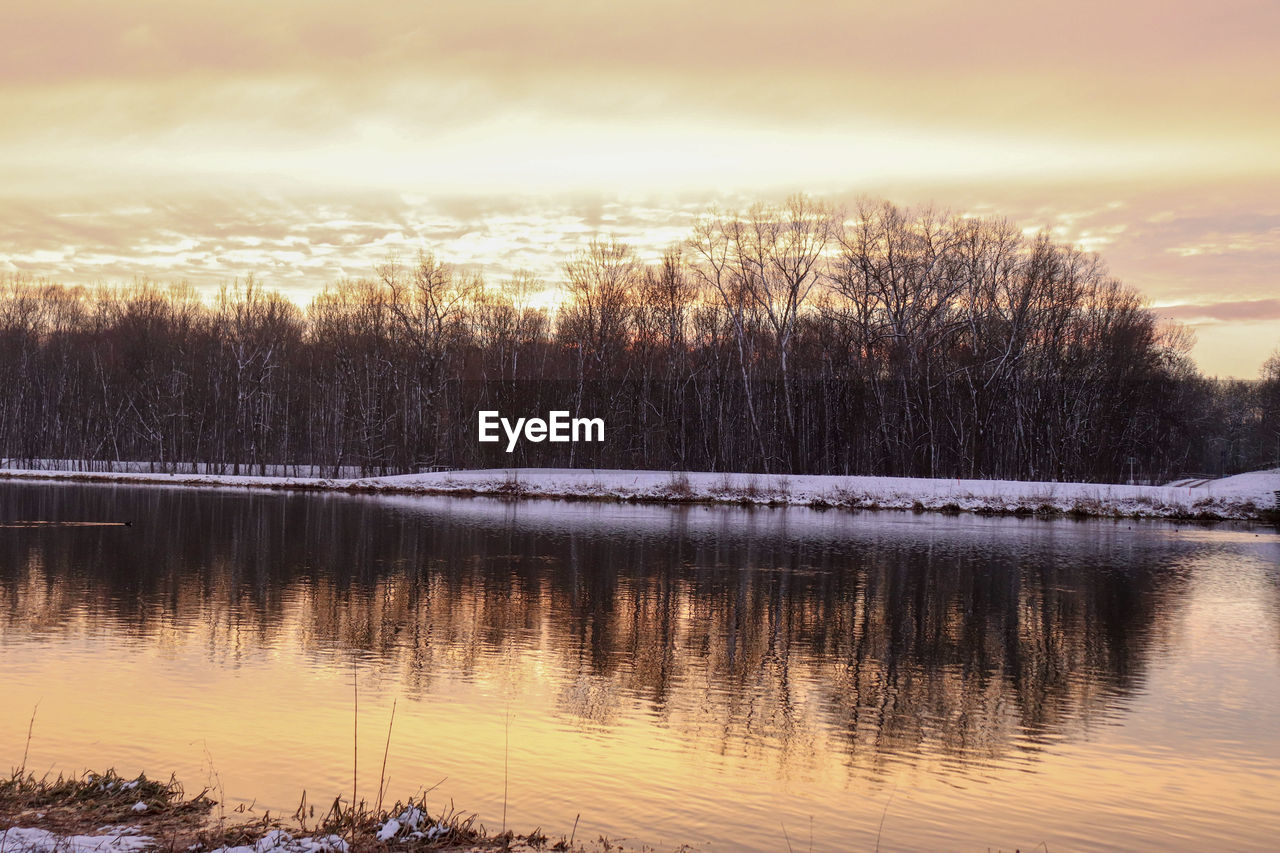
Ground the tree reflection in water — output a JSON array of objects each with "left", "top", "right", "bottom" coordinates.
[{"left": 1, "top": 482, "right": 1205, "bottom": 776}]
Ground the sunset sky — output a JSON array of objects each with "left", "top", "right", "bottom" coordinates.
[{"left": 2, "top": 1, "right": 1277, "bottom": 376}]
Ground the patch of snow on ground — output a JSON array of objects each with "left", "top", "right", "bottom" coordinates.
[
  {"left": 209, "top": 829, "right": 349, "bottom": 853},
  {"left": 373, "top": 806, "right": 439, "bottom": 843},
  {"left": 396, "top": 807, "right": 422, "bottom": 831},
  {"left": 0, "top": 827, "right": 153, "bottom": 853},
  {"left": 374, "top": 818, "right": 399, "bottom": 842}
]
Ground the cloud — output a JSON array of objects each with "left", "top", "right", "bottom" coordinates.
[
  {"left": 0, "top": 190, "right": 708, "bottom": 294},
  {"left": 2, "top": 2, "right": 1278, "bottom": 376},
  {"left": 5, "top": 1, "right": 1278, "bottom": 82},
  {"left": 1167, "top": 227, "right": 1280, "bottom": 257},
  {"left": 1, "top": 2, "right": 1276, "bottom": 180},
  {"left": 1158, "top": 299, "right": 1280, "bottom": 323}
]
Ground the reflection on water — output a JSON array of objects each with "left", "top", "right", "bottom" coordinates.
[{"left": 2, "top": 483, "right": 1279, "bottom": 852}]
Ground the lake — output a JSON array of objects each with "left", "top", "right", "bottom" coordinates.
[{"left": 2, "top": 482, "right": 1278, "bottom": 851}]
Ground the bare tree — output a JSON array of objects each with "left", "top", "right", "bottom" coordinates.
[{"left": 0, "top": 196, "right": 1243, "bottom": 483}]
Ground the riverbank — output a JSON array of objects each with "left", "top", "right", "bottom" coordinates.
[
  {"left": 1, "top": 466, "right": 1277, "bottom": 522},
  {"left": 0, "top": 769, "right": 646, "bottom": 853}
]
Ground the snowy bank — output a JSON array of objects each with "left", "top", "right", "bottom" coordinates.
[
  {"left": 0, "top": 826, "right": 154, "bottom": 853},
  {"left": 1, "top": 466, "right": 1277, "bottom": 521},
  {"left": 0, "top": 769, "right": 572, "bottom": 853}
]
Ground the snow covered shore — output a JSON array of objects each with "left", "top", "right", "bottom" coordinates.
[
  {"left": 1, "top": 465, "right": 1277, "bottom": 521},
  {"left": 0, "top": 771, "right": 554, "bottom": 853}
]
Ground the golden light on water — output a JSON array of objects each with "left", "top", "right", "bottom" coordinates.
[{"left": 3, "top": 489, "right": 1279, "bottom": 850}]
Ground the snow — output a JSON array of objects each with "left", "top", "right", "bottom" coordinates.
[
  {"left": 2, "top": 465, "right": 1277, "bottom": 521},
  {"left": 0, "top": 825, "right": 349, "bottom": 853},
  {"left": 374, "top": 807, "right": 439, "bottom": 842},
  {"left": 0, "top": 827, "right": 153, "bottom": 853},
  {"left": 374, "top": 819, "right": 399, "bottom": 842},
  {"left": 208, "top": 830, "right": 349, "bottom": 853},
  {"left": 396, "top": 807, "right": 422, "bottom": 831}
]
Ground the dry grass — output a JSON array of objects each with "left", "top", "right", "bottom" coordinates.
[
  {"left": 660, "top": 472, "right": 695, "bottom": 500},
  {"left": 277, "top": 793, "right": 490, "bottom": 851},
  {"left": 0, "top": 767, "right": 215, "bottom": 846},
  {"left": 0, "top": 769, "right": 581, "bottom": 852},
  {"left": 495, "top": 471, "right": 527, "bottom": 496}
]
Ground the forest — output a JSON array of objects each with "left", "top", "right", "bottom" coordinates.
[{"left": 2, "top": 197, "right": 1277, "bottom": 484}]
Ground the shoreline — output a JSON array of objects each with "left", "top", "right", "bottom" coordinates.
[
  {"left": 0, "top": 768, "right": 641, "bottom": 853},
  {"left": 1, "top": 465, "right": 1277, "bottom": 522}
]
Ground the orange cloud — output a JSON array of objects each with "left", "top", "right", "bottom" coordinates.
[{"left": 1, "top": 1, "right": 1278, "bottom": 375}]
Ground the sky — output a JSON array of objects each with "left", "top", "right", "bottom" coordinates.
[{"left": 1, "top": 0, "right": 1277, "bottom": 376}]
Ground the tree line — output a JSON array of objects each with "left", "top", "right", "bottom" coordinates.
[{"left": 2, "top": 196, "right": 1277, "bottom": 483}]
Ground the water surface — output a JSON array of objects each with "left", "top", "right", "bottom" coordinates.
[{"left": 2, "top": 483, "right": 1278, "bottom": 851}]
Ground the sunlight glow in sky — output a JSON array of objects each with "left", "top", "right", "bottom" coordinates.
[{"left": 2, "top": 0, "right": 1278, "bottom": 375}]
